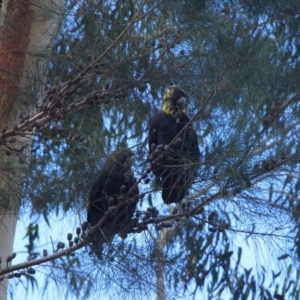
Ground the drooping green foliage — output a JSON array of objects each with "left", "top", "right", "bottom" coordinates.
[{"left": 8, "top": 0, "right": 300, "bottom": 299}]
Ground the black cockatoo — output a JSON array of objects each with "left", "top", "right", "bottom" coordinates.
[
  {"left": 87, "top": 149, "right": 139, "bottom": 256},
  {"left": 148, "top": 85, "right": 200, "bottom": 204}
]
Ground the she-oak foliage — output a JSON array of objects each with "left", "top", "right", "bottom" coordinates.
[{"left": 4, "top": 0, "right": 300, "bottom": 299}]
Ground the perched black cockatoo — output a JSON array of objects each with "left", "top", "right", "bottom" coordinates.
[
  {"left": 148, "top": 85, "right": 200, "bottom": 204},
  {"left": 87, "top": 149, "right": 139, "bottom": 256}
]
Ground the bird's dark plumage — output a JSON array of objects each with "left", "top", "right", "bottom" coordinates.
[
  {"left": 87, "top": 149, "right": 139, "bottom": 255},
  {"left": 148, "top": 85, "right": 200, "bottom": 204}
]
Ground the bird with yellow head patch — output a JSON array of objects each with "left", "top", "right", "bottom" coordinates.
[{"left": 148, "top": 85, "right": 200, "bottom": 204}]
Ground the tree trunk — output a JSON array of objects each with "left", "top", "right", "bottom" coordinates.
[
  {"left": 0, "top": 1, "right": 64, "bottom": 299},
  {"left": 155, "top": 228, "right": 167, "bottom": 300}
]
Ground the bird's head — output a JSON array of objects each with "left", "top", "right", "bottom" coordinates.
[
  {"left": 162, "top": 85, "right": 187, "bottom": 116},
  {"left": 111, "top": 149, "right": 135, "bottom": 170}
]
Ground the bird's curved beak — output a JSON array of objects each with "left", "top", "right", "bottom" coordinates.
[
  {"left": 125, "top": 154, "right": 135, "bottom": 167},
  {"left": 177, "top": 97, "right": 186, "bottom": 109}
]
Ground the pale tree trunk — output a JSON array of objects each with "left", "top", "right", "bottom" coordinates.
[
  {"left": 0, "top": 1, "right": 64, "bottom": 299},
  {"left": 155, "top": 228, "right": 167, "bottom": 300}
]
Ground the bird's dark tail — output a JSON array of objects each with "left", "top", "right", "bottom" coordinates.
[
  {"left": 91, "top": 240, "right": 104, "bottom": 260},
  {"left": 162, "top": 179, "right": 186, "bottom": 204},
  {"left": 89, "top": 228, "right": 113, "bottom": 260}
]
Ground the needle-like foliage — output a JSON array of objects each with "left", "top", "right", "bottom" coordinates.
[{"left": 3, "top": 0, "right": 300, "bottom": 299}]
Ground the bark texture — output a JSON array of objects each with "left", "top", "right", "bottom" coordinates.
[{"left": 0, "top": 1, "right": 64, "bottom": 298}]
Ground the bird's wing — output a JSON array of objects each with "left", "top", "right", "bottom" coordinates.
[{"left": 149, "top": 111, "right": 177, "bottom": 150}]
